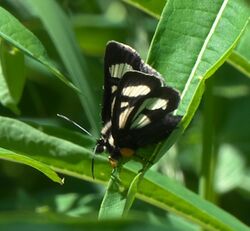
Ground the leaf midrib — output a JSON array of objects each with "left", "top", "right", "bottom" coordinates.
[{"left": 180, "top": 0, "right": 229, "bottom": 101}]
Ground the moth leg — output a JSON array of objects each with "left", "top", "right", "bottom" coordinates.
[
  {"left": 110, "top": 164, "right": 122, "bottom": 186},
  {"left": 132, "top": 152, "right": 155, "bottom": 166},
  {"left": 108, "top": 156, "right": 119, "bottom": 168}
]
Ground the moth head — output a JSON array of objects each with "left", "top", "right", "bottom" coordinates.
[
  {"left": 91, "top": 138, "right": 107, "bottom": 179},
  {"left": 95, "top": 137, "right": 106, "bottom": 153}
]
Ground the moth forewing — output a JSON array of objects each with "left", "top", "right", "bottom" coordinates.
[{"left": 111, "top": 71, "right": 162, "bottom": 131}]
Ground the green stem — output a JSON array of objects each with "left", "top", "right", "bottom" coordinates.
[{"left": 199, "top": 77, "right": 216, "bottom": 202}]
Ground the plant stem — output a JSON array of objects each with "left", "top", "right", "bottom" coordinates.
[{"left": 199, "top": 77, "right": 216, "bottom": 202}]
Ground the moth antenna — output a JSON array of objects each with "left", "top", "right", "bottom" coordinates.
[
  {"left": 57, "top": 114, "right": 97, "bottom": 179},
  {"left": 57, "top": 114, "right": 93, "bottom": 137}
]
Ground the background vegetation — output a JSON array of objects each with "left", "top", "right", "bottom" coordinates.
[{"left": 0, "top": 0, "right": 249, "bottom": 230}]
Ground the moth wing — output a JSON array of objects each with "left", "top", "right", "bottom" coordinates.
[
  {"left": 117, "top": 114, "right": 182, "bottom": 149},
  {"left": 111, "top": 71, "right": 181, "bottom": 148},
  {"left": 102, "top": 41, "right": 162, "bottom": 124}
]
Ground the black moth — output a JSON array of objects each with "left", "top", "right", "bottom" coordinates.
[{"left": 95, "top": 41, "right": 182, "bottom": 168}]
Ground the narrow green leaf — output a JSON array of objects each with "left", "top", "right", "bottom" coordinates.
[
  {"left": 99, "top": 140, "right": 160, "bottom": 219},
  {"left": 0, "top": 211, "right": 170, "bottom": 231},
  {"left": 0, "top": 40, "right": 25, "bottom": 114},
  {"left": 98, "top": 171, "right": 127, "bottom": 220},
  {"left": 135, "top": 170, "right": 250, "bottom": 231},
  {"left": 228, "top": 51, "right": 250, "bottom": 78},
  {"left": 0, "top": 116, "right": 104, "bottom": 183},
  {"left": 98, "top": 164, "right": 145, "bottom": 220},
  {"left": 0, "top": 116, "right": 248, "bottom": 230},
  {"left": 0, "top": 6, "right": 77, "bottom": 91},
  {"left": 18, "top": 0, "right": 99, "bottom": 133},
  {"left": 122, "top": 172, "right": 143, "bottom": 217},
  {"left": 147, "top": 0, "right": 250, "bottom": 158},
  {"left": 0, "top": 147, "right": 62, "bottom": 184},
  {"left": 123, "top": 0, "right": 165, "bottom": 19},
  {"left": 228, "top": 21, "right": 250, "bottom": 78}
]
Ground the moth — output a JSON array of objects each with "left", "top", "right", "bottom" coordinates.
[{"left": 95, "top": 41, "right": 182, "bottom": 168}]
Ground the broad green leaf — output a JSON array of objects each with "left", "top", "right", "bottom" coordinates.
[
  {"left": 123, "top": 0, "right": 165, "bottom": 19},
  {"left": 16, "top": 0, "right": 99, "bottom": 133},
  {"left": 0, "top": 147, "right": 62, "bottom": 184},
  {"left": 147, "top": 0, "right": 250, "bottom": 159},
  {"left": 0, "top": 40, "right": 25, "bottom": 114},
  {"left": 0, "top": 7, "right": 77, "bottom": 91},
  {"left": 0, "top": 116, "right": 248, "bottom": 230},
  {"left": 124, "top": 0, "right": 250, "bottom": 79}
]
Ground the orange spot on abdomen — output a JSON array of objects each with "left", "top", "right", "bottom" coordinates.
[{"left": 120, "top": 148, "right": 135, "bottom": 157}]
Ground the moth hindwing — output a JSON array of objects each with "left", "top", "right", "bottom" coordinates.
[{"left": 95, "top": 40, "right": 182, "bottom": 167}]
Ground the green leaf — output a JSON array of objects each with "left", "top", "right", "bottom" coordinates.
[
  {"left": 0, "top": 147, "right": 62, "bottom": 184},
  {"left": 17, "top": 0, "right": 99, "bottom": 133},
  {"left": 239, "top": 170, "right": 250, "bottom": 193},
  {"left": 0, "top": 116, "right": 248, "bottom": 230},
  {"left": 0, "top": 211, "right": 171, "bottom": 231},
  {"left": 0, "top": 116, "right": 106, "bottom": 183},
  {"left": 98, "top": 172, "right": 127, "bottom": 219},
  {"left": 214, "top": 144, "right": 246, "bottom": 193},
  {"left": 98, "top": 141, "right": 161, "bottom": 219},
  {"left": 228, "top": 21, "right": 250, "bottom": 78},
  {"left": 124, "top": 0, "right": 250, "bottom": 80},
  {"left": 0, "top": 6, "right": 77, "bottom": 92},
  {"left": 147, "top": 0, "right": 250, "bottom": 158},
  {"left": 100, "top": 0, "right": 250, "bottom": 223},
  {"left": 0, "top": 40, "right": 25, "bottom": 114},
  {"left": 122, "top": 171, "right": 143, "bottom": 217},
  {"left": 136, "top": 169, "right": 250, "bottom": 231},
  {"left": 123, "top": 0, "right": 165, "bottom": 19}
]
